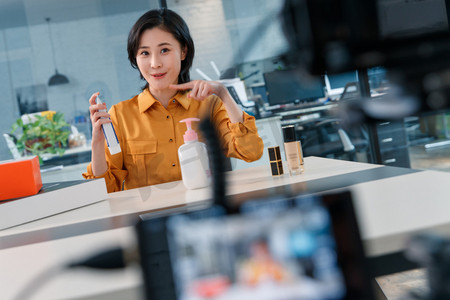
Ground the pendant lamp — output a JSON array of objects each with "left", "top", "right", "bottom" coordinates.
[{"left": 46, "top": 17, "right": 69, "bottom": 86}]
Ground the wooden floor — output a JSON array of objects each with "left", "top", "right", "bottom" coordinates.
[
  {"left": 376, "top": 269, "right": 428, "bottom": 300},
  {"left": 409, "top": 142, "right": 450, "bottom": 172},
  {"left": 375, "top": 141, "right": 450, "bottom": 299}
]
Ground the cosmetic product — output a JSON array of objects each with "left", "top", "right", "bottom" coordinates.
[
  {"left": 267, "top": 146, "right": 284, "bottom": 176},
  {"left": 282, "top": 125, "right": 304, "bottom": 175},
  {"left": 178, "top": 118, "right": 211, "bottom": 189},
  {"left": 96, "top": 95, "right": 121, "bottom": 155}
]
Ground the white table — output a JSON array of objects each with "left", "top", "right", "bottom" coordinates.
[
  {"left": 0, "top": 157, "right": 381, "bottom": 239},
  {"left": 3, "top": 157, "right": 450, "bottom": 299},
  {"left": 41, "top": 162, "right": 89, "bottom": 183}
]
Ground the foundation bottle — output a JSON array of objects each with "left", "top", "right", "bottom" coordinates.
[{"left": 282, "top": 125, "right": 304, "bottom": 175}]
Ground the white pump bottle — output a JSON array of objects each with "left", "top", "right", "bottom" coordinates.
[{"left": 178, "top": 118, "right": 211, "bottom": 189}]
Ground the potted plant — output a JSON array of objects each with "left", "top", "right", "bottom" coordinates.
[{"left": 10, "top": 111, "right": 71, "bottom": 161}]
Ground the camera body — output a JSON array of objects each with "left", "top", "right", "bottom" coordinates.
[{"left": 405, "top": 233, "right": 450, "bottom": 299}]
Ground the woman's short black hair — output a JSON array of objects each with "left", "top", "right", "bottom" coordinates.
[{"left": 127, "top": 8, "right": 195, "bottom": 89}]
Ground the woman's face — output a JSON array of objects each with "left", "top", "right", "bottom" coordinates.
[{"left": 136, "top": 27, "right": 186, "bottom": 93}]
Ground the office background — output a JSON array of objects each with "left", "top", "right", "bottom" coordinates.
[
  {"left": 0, "top": 0, "right": 288, "bottom": 161},
  {"left": 1, "top": 0, "right": 450, "bottom": 175}
]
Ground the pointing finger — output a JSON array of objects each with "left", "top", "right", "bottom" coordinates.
[{"left": 169, "top": 82, "right": 194, "bottom": 90}]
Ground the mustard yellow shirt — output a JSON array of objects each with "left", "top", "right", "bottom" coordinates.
[{"left": 83, "top": 89, "right": 264, "bottom": 192}]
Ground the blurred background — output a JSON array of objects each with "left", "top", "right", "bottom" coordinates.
[{"left": 1, "top": 0, "right": 449, "bottom": 175}]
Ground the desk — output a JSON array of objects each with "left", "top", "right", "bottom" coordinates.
[
  {"left": 272, "top": 102, "right": 338, "bottom": 129},
  {"left": 275, "top": 103, "right": 337, "bottom": 119},
  {"left": 2, "top": 157, "right": 450, "bottom": 299},
  {"left": 0, "top": 226, "right": 142, "bottom": 300},
  {"left": 0, "top": 157, "right": 381, "bottom": 244},
  {"left": 41, "top": 144, "right": 91, "bottom": 167}
]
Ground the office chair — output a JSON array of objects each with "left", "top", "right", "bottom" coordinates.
[{"left": 299, "top": 119, "right": 369, "bottom": 161}]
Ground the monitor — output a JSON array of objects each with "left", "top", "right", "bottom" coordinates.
[
  {"left": 136, "top": 191, "right": 375, "bottom": 300},
  {"left": 263, "top": 69, "right": 325, "bottom": 106},
  {"left": 324, "top": 71, "right": 359, "bottom": 97},
  {"left": 249, "top": 83, "right": 269, "bottom": 104}
]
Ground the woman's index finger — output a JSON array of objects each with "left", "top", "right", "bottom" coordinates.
[
  {"left": 169, "top": 82, "right": 194, "bottom": 90},
  {"left": 89, "top": 92, "right": 100, "bottom": 105}
]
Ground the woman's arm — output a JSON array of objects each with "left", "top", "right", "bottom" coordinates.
[
  {"left": 84, "top": 94, "right": 127, "bottom": 192},
  {"left": 88, "top": 92, "right": 110, "bottom": 176},
  {"left": 213, "top": 84, "right": 244, "bottom": 124},
  {"left": 211, "top": 99, "right": 264, "bottom": 162},
  {"left": 170, "top": 80, "right": 263, "bottom": 162}
]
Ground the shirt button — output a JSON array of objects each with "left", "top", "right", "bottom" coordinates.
[
  {"left": 172, "top": 163, "right": 176, "bottom": 167},
  {"left": 172, "top": 99, "right": 176, "bottom": 103},
  {"left": 166, "top": 115, "right": 169, "bottom": 119},
  {"left": 169, "top": 138, "right": 173, "bottom": 142}
]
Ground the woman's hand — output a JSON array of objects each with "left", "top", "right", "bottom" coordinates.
[
  {"left": 169, "top": 80, "right": 227, "bottom": 101},
  {"left": 88, "top": 92, "right": 111, "bottom": 176},
  {"left": 88, "top": 92, "right": 111, "bottom": 148},
  {"left": 170, "top": 80, "right": 244, "bottom": 123}
]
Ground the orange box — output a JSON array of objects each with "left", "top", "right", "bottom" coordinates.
[{"left": 0, "top": 156, "right": 42, "bottom": 201}]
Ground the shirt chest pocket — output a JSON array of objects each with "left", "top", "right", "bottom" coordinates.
[{"left": 126, "top": 140, "right": 157, "bottom": 182}]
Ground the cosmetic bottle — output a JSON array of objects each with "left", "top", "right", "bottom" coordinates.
[
  {"left": 178, "top": 118, "right": 211, "bottom": 189},
  {"left": 282, "top": 125, "right": 304, "bottom": 175},
  {"left": 96, "top": 95, "right": 121, "bottom": 155}
]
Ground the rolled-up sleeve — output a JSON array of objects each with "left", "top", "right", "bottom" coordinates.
[
  {"left": 212, "top": 100, "right": 264, "bottom": 162},
  {"left": 82, "top": 159, "right": 128, "bottom": 193}
]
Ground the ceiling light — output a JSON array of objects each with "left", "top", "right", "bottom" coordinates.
[{"left": 45, "top": 17, "right": 69, "bottom": 86}]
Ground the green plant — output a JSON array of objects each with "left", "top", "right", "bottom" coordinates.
[{"left": 10, "top": 112, "right": 71, "bottom": 159}]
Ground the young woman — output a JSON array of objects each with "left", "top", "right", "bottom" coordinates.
[{"left": 83, "top": 8, "right": 263, "bottom": 192}]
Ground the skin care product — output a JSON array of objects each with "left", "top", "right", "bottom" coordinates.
[
  {"left": 178, "top": 118, "right": 211, "bottom": 189},
  {"left": 96, "top": 95, "right": 121, "bottom": 155},
  {"left": 282, "top": 125, "right": 304, "bottom": 175}
]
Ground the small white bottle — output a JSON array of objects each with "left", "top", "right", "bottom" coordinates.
[
  {"left": 178, "top": 118, "right": 211, "bottom": 189},
  {"left": 96, "top": 95, "right": 121, "bottom": 155}
]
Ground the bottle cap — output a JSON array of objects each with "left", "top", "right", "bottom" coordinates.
[
  {"left": 282, "top": 125, "right": 297, "bottom": 143},
  {"left": 108, "top": 144, "right": 121, "bottom": 155},
  {"left": 180, "top": 118, "right": 200, "bottom": 142}
]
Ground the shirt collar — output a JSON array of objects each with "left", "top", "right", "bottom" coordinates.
[
  {"left": 174, "top": 90, "right": 191, "bottom": 110},
  {"left": 138, "top": 89, "right": 191, "bottom": 113},
  {"left": 137, "top": 89, "right": 156, "bottom": 113}
]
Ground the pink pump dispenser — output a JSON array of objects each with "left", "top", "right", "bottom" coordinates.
[
  {"left": 180, "top": 118, "right": 199, "bottom": 142},
  {"left": 178, "top": 118, "right": 211, "bottom": 189}
]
